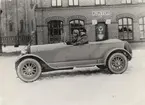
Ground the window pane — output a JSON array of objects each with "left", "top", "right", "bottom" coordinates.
[
  {"left": 123, "top": 18, "right": 127, "bottom": 25},
  {"left": 124, "top": 32, "right": 128, "bottom": 39},
  {"left": 139, "top": 18, "right": 143, "bottom": 24},
  {"left": 129, "top": 33, "right": 133, "bottom": 39},
  {"left": 127, "top": 0, "right": 131, "bottom": 3},
  {"left": 80, "top": 21, "right": 84, "bottom": 26},
  {"left": 123, "top": 26, "right": 128, "bottom": 31},
  {"left": 57, "top": 0, "right": 61, "bottom": 6},
  {"left": 122, "top": 0, "right": 126, "bottom": 3},
  {"left": 140, "top": 31, "right": 144, "bottom": 38},
  {"left": 128, "top": 18, "right": 132, "bottom": 25},
  {"left": 144, "top": 17, "right": 145, "bottom": 24},
  {"left": 74, "top": 0, "right": 78, "bottom": 5},
  {"left": 119, "top": 26, "right": 123, "bottom": 32},
  {"left": 128, "top": 26, "right": 133, "bottom": 32},
  {"left": 140, "top": 25, "right": 143, "bottom": 31},
  {"left": 143, "top": 0, "right": 145, "bottom": 2},
  {"left": 119, "top": 19, "right": 123, "bottom": 25},
  {"left": 75, "top": 20, "right": 79, "bottom": 24},
  {"left": 138, "top": 0, "right": 142, "bottom": 3},
  {"left": 144, "top": 25, "right": 145, "bottom": 31},
  {"left": 69, "top": 0, "right": 73, "bottom": 5},
  {"left": 52, "top": 0, "right": 56, "bottom": 6},
  {"left": 96, "top": 0, "right": 100, "bottom": 4},
  {"left": 101, "top": 0, "right": 105, "bottom": 4}
]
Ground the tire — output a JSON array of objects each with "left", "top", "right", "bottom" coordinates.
[
  {"left": 107, "top": 53, "right": 128, "bottom": 74},
  {"left": 16, "top": 58, "right": 42, "bottom": 82},
  {"left": 97, "top": 65, "right": 107, "bottom": 70}
]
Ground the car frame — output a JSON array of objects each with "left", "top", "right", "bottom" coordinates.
[{"left": 15, "top": 39, "right": 132, "bottom": 82}]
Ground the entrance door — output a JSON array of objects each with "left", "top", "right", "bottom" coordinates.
[{"left": 95, "top": 22, "right": 108, "bottom": 41}]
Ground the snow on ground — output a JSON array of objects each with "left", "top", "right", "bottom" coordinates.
[
  {"left": 2, "top": 46, "right": 26, "bottom": 53},
  {"left": 0, "top": 49, "right": 145, "bottom": 105}
]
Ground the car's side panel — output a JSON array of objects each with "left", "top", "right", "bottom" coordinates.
[
  {"left": 89, "top": 41, "right": 124, "bottom": 60},
  {"left": 32, "top": 45, "right": 70, "bottom": 63},
  {"left": 65, "top": 44, "right": 91, "bottom": 61}
]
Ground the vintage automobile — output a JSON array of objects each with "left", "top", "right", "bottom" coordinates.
[{"left": 15, "top": 39, "right": 132, "bottom": 82}]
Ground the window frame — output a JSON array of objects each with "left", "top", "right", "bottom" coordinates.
[
  {"left": 51, "top": 0, "right": 62, "bottom": 7},
  {"left": 118, "top": 17, "right": 134, "bottom": 40},
  {"left": 138, "top": 0, "right": 145, "bottom": 3},
  {"left": 69, "top": 19, "right": 85, "bottom": 42},
  {"left": 68, "top": 0, "right": 79, "bottom": 7},
  {"left": 139, "top": 17, "right": 145, "bottom": 39},
  {"left": 121, "top": 0, "right": 132, "bottom": 4},
  {"left": 95, "top": 0, "right": 106, "bottom": 5},
  {"left": 47, "top": 20, "right": 64, "bottom": 43}
]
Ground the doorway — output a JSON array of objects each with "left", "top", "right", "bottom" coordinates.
[{"left": 95, "top": 22, "right": 108, "bottom": 41}]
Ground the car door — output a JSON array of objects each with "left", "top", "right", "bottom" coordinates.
[
  {"left": 66, "top": 44, "right": 90, "bottom": 62},
  {"left": 88, "top": 42, "right": 105, "bottom": 64}
]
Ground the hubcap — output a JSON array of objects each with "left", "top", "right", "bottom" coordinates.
[{"left": 21, "top": 62, "right": 38, "bottom": 78}]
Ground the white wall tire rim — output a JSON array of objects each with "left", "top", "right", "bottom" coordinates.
[
  {"left": 108, "top": 53, "right": 128, "bottom": 74},
  {"left": 17, "top": 59, "right": 42, "bottom": 82}
]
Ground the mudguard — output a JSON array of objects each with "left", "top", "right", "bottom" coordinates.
[
  {"left": 15, "top": 54, "right": 55, "bottom": 71},
  {"left": 104, "top": 48, "right": 132, "bottom": 65}
]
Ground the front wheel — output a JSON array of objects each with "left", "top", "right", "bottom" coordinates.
[
  {"left": 16, "top": 58, "right": 42, "bottom": 82},
  {"left": 107, "top": 53, "right": 128, "bottom": 74}
]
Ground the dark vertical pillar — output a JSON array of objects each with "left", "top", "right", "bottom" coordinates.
[{"left": 0, "top": 10, "right": 3, "bottom": 53}]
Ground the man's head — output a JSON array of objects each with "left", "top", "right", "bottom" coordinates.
[
  {"left": 80, "top": 28, "right": 86, "bottom": 33},
  {"left": 80, "top": 28, "right": 86, "bottom": 35}
]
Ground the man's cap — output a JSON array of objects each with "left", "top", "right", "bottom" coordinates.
[{"left": 80, "top": 28, "right": 86, "bottom": 32}]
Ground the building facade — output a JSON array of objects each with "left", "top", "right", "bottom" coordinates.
[
  {"left": 34, "top": 0, "right": 145, "bottom": 45},
  {"left": 1, "top": 0, "right": 145, "bottom": 45}
]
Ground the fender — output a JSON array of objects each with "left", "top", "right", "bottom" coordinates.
[
  {"left": 104, "top": 48, "right": 132, "bottom": 65},
  {"left": 15, "top": 54, "right": 57, "bottom": 71}
]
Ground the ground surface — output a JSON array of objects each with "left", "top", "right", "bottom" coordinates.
[{"left": 0, "top": 46, "right": 145, "bottom": 105}]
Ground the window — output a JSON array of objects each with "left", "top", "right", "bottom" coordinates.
[
  {"left": 20, "top": 20, "right": 24, "bottom": 33},
  {"left": 118, "top": 17, "right": 133, "bottom": 40},
  {"left": 48, "top": 20, "right": 63, "bottom": 43},
  {"left": 138, "top": 0, "right": 145, "bottom": 3},
  {"left": 95, "top": 0, "right": 106, "bottom": 5},
  {"left": 69, "top": 0, "right": 79, "bottom": 6},
  {"left": 69, "top": 19, "right": 85, "bottom": 40},
  {"left": 52, "top": 0, "right": 62, "bottom": 7},
  {"left": 139, "top": 17, "right": 145, "bottom": 38},
  {"left": 121, "top": 0, "right": 132, "bottom": 4},
  {"left": 9, "top": 22, "right": 13, "bottom": 32}
]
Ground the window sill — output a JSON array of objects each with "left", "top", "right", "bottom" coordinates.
[
  {"left": 140, "top": 37, "right": 145, "bottom": 39},
  {"left": 51, "top": 6, "right": 62, "bottom": 8}
]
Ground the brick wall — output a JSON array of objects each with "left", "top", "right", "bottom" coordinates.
[{"left": 35, "top": 3, "right": 145, "bottom": 44}]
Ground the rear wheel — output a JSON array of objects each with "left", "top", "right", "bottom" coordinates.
[
  {"left": 107, "top": 53, "right": 128, "bottom": 74},
  {"left": 16, "top": 58, "right": 42, "bottom": 82}
]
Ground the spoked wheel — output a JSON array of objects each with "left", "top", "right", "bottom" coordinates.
[
  {"left": 17, "top": 58, "right": 42, "bottom": 82},
  {"left": 108, "top": 53, "right": 128, "bottom": 74}
]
